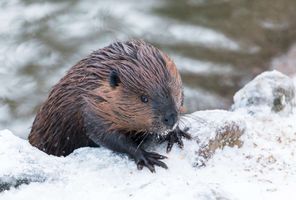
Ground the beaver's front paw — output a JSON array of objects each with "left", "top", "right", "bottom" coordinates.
[
  {"left": 134, "top": 150, "right": 168, "bottom": 173},
  {"left": 163, "top": 127, "right": 192, "bottom": 153}
]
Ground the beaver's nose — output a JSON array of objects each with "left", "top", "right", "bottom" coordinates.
[{"left": 162, "top": 111, "right": 177, "bottom": 128}]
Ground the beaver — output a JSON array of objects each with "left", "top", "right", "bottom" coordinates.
[{"left": 29, "top": 40, "right": 191, "bottom": 172}]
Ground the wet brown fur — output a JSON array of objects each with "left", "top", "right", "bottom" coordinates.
[{"left": 29, "top": 40, "right": 183, "bottom": 156}]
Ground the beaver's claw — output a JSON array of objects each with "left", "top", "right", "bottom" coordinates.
[
  {"left": 161, "top": 127, "right": 192, "bottom": 153},
  {"left": 135, "top": 150, "right": 168, "bottom": 173}
]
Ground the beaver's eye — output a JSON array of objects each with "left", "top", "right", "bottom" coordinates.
[{"left": 140, "top": 95, "right": 148, "bottom": 103}]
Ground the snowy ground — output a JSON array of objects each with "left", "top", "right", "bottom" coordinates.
[{"left": 0, "top": 70, "right": 296, "bottom": 200}]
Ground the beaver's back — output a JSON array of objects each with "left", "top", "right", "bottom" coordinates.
[{"left": 29, "top": 64, "right": 102, "bottom": 156}]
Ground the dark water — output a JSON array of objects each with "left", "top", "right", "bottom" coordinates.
[{"left": 0, "top": 0, "right": 296, "bottom": 137}]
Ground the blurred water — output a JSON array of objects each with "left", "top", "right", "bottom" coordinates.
[{"left": 0, "top": 0, "right": 296, "bottom": 137}]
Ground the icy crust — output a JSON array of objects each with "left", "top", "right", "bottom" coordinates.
[{"left": 1, "top": 70, "right": 296, "bottom": 200}]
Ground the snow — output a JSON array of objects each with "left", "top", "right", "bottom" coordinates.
[
  {"left": 1, "top": 70, "right": 296, "bottom": 200},
  {"left": 232, "top": 70, "right": 295, "bottom": 116}
]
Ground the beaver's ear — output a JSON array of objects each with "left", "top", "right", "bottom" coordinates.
[{"left": 109, "top": 70, "right": 121, "bottom": 88}]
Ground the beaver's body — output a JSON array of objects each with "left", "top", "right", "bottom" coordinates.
[{"left": 29, "top": 40, "right": 190, "bottom": 172}]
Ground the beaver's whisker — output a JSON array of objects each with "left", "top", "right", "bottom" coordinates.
[{"left": 135, "top": 131, "right": 149, "bottom": 152}]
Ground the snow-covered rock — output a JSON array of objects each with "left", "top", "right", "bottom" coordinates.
[
  {"left": 0, "top": 70, "right": 296, "bottom": 200},
  {"left": 232, "top": 70, "right": 295, "bottom": 115},
  {"left": 181, "top": 110, "right": 246, "bottom": 166}
]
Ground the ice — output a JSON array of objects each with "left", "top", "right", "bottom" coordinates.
[{"left": 1, "top": 70, "right": 296, "bottom": 200}]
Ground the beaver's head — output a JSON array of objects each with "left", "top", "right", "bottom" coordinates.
[{"left": 89, "top": 40, "right": 184, "bottom": 135}]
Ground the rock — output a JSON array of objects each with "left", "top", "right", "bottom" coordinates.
[
  {"left": 181, "top": 110, "right": 245, "bottom": 166},
  {"left": 0, "top": 175, "right": 46, "bottom": 192},
  {"left": 232, "top": 70, "right": 295, "bottom": 116},
  {"left": 196, "top": 121, "right": 244, "bottom": 166}
]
